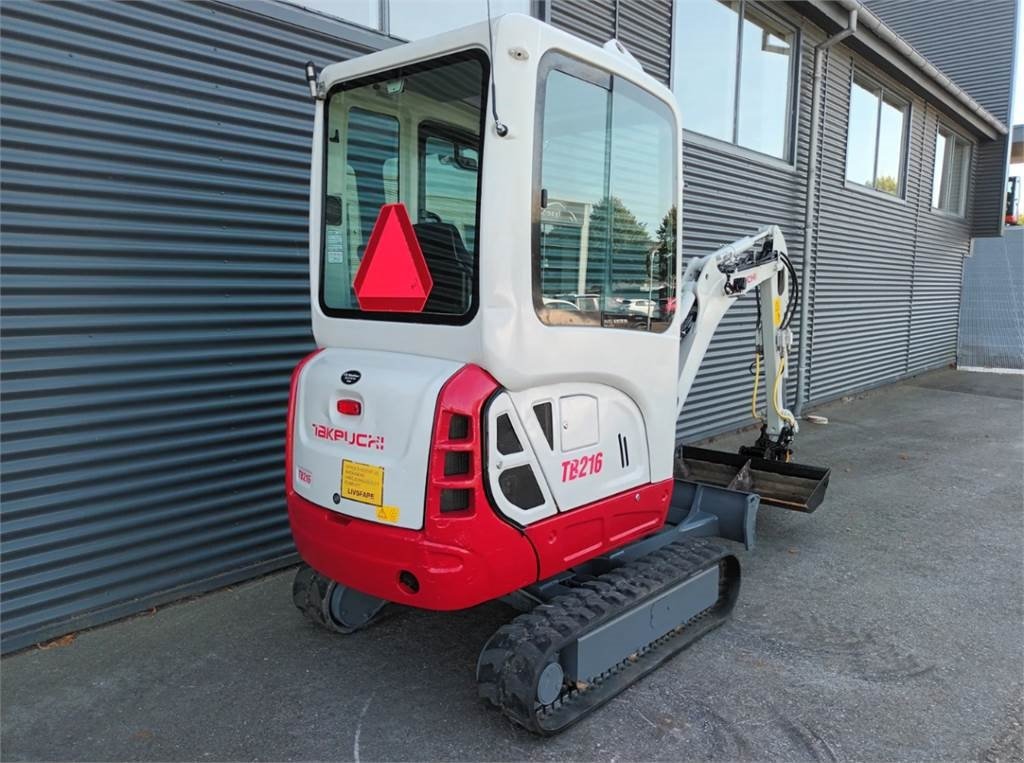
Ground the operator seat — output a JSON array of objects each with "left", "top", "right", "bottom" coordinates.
[{"left": 413, "top": 222, "right": 473, "bottom": 314}]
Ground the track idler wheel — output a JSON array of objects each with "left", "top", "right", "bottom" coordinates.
[{"left": 292, "top": 564, "right": 389, "bottom": 634}]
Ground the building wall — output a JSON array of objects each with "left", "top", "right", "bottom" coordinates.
[
  {"left": 0, "top": 0, "right": 993, "bottom": 651},
  {"left": 808, "top": 45, "right": 972, "bottom": 400},
  {"left": 0, "top": 0, "right": 391, "bottom": 653},
  {"left": 866, "top": 0, "right": 1019, "bottom": 237}
]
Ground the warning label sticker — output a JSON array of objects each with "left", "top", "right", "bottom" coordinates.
[{"left": 340, "top": 459, "right": 384, "bottom": 507}]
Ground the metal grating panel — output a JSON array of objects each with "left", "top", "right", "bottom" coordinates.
[
  {"left": 0, "top": 0, "right": 390, "bottom": 653},
  {"left": 958, "top": 229, "right": 1024, "bottom": 371},
  {"left": 865, "top": 0, "right": 1018, "bottom": 238}
]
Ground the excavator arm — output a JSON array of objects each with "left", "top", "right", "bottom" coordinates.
[{"left": 676, "top": 225, "right": 799, "bottom": 461}]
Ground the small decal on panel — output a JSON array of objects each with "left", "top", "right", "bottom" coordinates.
[
  {"left": 561, "top": 452, "right": 604, "bottom": 482},
  {"left": 375, "top": 505, "right": 400, "bottom": 524},
  {"left": 311, "top": 423, "right": 384, "bottom": 450},
  {"left": 297, "top": 467, "right": 313, "bottom": 485},
  {"left": 341, "top": 370, "right": 361, "bottom": 385}
]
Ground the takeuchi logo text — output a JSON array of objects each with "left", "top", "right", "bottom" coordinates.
[{"left": 311, "top": 423, "right": 385, "bottom": 450}]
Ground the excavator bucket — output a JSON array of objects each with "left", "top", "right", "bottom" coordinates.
[{"left": 676, "top": 446, "right": 831, "bottom": 513}]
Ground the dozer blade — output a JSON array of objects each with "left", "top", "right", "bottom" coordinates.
[{"left": 677, "top": 445, "right": 830, "bottom": 513}]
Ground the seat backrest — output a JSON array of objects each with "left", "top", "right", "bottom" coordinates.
[{"left": 413, "top": 222, "right": 472, "bottom": 314}]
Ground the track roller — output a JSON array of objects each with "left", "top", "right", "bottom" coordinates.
[
  {"left": 476, "top": 538, "right": 740, "bottom": 734},
  {"left": 292, "top": 564, "right": 389, "bottom": 634}
]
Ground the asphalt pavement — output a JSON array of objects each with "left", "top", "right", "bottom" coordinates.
[{"left": 2, "top": 368, "right": 1022, "bottom": 761}]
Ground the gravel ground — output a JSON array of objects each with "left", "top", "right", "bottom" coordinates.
[{"left": 2, "top": 368, "right": 1022, "bottom": 761}]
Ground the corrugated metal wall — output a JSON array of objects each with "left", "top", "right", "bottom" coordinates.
[
  {"left": 0, "top": 0, "right": 390, "bottom": 653},
  {"left": 808, "top": 46, "right": 971, "bottom": 401},
  {"left": 549, "top": 0, "right": 672, "bottom": 85},
  {"left": 865, "top": 0, "right": 1019, "bottom": 237}
]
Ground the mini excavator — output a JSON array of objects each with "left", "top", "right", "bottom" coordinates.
[{"left": 287, "top": 13, "right": 830, "bottom": 734}]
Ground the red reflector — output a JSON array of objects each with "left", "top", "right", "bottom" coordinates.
[
  {"left": 353, "top": 203, "right": 434, "bottom": 312},
  {"left": 336, "top": 399, "right": 362, "bottom": 416}
]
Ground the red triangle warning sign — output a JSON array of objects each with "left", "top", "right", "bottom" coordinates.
[{"left": 353, "top": 203, "right": 434, "bottom": 312}]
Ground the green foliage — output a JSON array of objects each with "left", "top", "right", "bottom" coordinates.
[{"left": 874, "top": 175, "right": 899, "bottom": 195}]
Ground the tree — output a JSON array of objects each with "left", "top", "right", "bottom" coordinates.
[
  {"left": 875, "top": 175, "right": 899, "bottom": 194},
  {"left": 586, "top": 196, "right": 656, "bottom": 287}
]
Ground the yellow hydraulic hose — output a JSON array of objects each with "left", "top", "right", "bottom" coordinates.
[{"left": 771, "top": 355, "right": 798, "bottom": 428}]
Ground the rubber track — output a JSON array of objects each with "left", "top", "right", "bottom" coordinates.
[{"left": 476, "top": 538, "right": 740, "bottom": 734}]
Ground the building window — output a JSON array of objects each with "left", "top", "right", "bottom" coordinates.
[
  {"left": 845, "top": 73, "right": 908, "bottom": 197},
  {"left": 672, "top": 0, "right": 797, "bottom": 160},
  {"left": 534, "top": 57, "right": 677, "bottom": 332},
  {"left": 932, "top": 126, "right": 971, "bottom": 216},
  {"left": 289, "top": 0, "right": 529, "bottom": 39}
]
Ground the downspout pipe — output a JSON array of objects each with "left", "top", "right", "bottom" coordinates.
[{"left": 794, "top": 8, "right": 857, "bottom": 417}]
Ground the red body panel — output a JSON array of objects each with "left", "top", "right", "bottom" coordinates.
[
  {"left": 525, "top": 479, "right": 673, "bottom": 579},
  {"left": 286, "top": 359, "right": 672, "bottom": 610}
]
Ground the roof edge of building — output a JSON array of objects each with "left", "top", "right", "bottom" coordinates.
[{"left": 805, "top": 0, "right": 1009, "bottom": 139}]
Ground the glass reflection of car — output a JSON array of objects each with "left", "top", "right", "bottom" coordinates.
[
  {"left": 542, "top": 297, "right": 581, "bottom": 311},
  {"left": 608, "top": 297, "right": 655, "bottom": 317}
]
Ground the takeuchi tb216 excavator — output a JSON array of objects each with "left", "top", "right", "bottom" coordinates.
[{"left": 287, "top": 13, "right": 831, "bottom": 734}]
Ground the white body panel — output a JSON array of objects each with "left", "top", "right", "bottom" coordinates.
[
  {"left": 485, "top": 382, "right": 650, "bottom": 524},
  {"left": 292, "top": 349, "right": 461, "bottom": 530},
  {"left": 300, "top": 15, "right": 796, "bottom": 529},
  {"left": 308, "top": 14, "right": 684, "bottom": 491},
  {"left": 508, "top": 384, "right": 649, "bottom": 510}
]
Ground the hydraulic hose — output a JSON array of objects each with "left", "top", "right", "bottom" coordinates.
[
  {"left": 771, "top": 356, "right": 798, "bottom": 428},
  {"left": 751, "top": 350, "right": 763, "bottom": 422}
]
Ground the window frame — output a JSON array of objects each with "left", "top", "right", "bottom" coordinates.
[
  {"left": 931, "top": 123, "right": 972, "bottom": 218},
  {"left": 318, "top": 48, "right": 490, "bottom": 326},
  {"left": 417, "top": 119, "right": 481, "bottom": 236},
  {"left": 670, "top": 0, "right": 801, "bottom": 164},
  {"left": 844, "top": 70, "right": 911, "bottom": 200},
  {"left": 531, "top": 51, "right": 679, "bottom": 334}
]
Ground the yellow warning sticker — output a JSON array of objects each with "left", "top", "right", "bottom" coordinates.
[
  {"left": 772, "top": 296, "right": 783, "bottom": 328},
  {"left": 375, "top": 505, "right": 400, "bottom": 524},
  {"left": 341, "top": 459, "right": 384, "bottom": 506}
]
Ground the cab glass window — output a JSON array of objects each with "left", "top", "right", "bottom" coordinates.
[
  {"left": 321, "top": 51, "right": 487, "bottom": 322},
  {"left": 535, "top": 58, "right": 678, "bottom": 332}
]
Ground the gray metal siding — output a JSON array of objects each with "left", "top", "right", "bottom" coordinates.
[
  {"left": 808, "top": 47, "right": 971, "bottom": 403},
  {"left": 550, "top": 0, "right": 616, "bottom": 48},
  {"left": 0, "top": 0, "right": 389, "bottom": 653},
  {"left": 549, "top": 0, "right": 671, "bottom": 84},
  {"left": 865, "top": 0, "right": 1018, "bottom": 238}
]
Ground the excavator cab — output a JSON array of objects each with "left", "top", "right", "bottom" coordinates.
[{"left": 288, "top": 13, "right": 829, "bottom": 734}]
